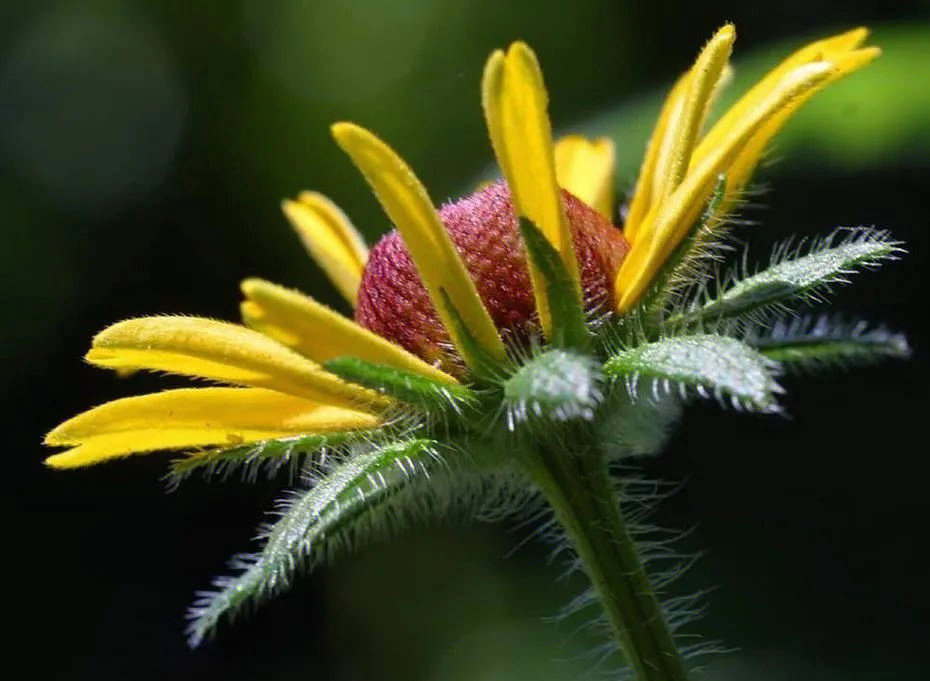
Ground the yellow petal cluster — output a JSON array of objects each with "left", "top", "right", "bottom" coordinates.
[
  {"left": 616, "top": 26, "right": 879, "bottom": 311},
  {"left": 45, "top": 316, "right": 387, "bottom": 466},
  {"left": 45, "top": 26, "right": 878, "bottom": 469},
  {"left": 45, "top": 388, "right": 377, "bottom": 468}
]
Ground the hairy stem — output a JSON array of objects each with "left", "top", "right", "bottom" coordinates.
[{"left": 525, "top": 441, "right": 688, "bottom": 681}]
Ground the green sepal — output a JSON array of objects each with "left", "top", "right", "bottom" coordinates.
[
  {"left": 749, "top": 315, "right": 911, "bottom": 371},
  {"left": 603, "top": 334, "right": 782, "bottom": 412},
  {"left": 438, "top": 287, "right": 508, "bottom": 385},
  {"left": 502, "top": 349, "right": 603, "bottom": 426},
  {"left": 186, "top": 438, "right": 441, "bottom": 647},
  {"left": 670, "top": 228, "right": 902, "bottom": 327},
  {"left": 518, "top": 218, "right": 590, "bottom": 351},
  {"left": 164, "top": 431, "right": 371, "bottom": 489},
  {"left": 323, "top": 356, "right": 477, "bottom": 413}
]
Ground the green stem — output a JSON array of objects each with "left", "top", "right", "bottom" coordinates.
[{"left": 525, "top": 442, "right": 688, "bottom": 681}]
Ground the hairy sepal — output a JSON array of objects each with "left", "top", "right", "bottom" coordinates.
[
  {"left": 603, "top": 334, "right": 783, "bottom": 412},
  {"left": 186, "top": 438, "right": 443, "bottom": 646},
  {"left": 438, "top": 289, "right": 510, "bottom": 385},
  {"left": 671, "top": 228, "right": 902, "bottom": 328},
  {"left": 746, "top": 314, "right": 911, "bottom": 371},
  {"left": 519, "top": 218, "right": 590, "bottom": 351},
  {"left": 323, "top": 356, "right": 477, "bottom": 414},
  {"left": 503, "top": 349, "right": 604, "bottom": 427}
]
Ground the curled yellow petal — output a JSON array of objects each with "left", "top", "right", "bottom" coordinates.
[
  {"left": 696, "top": 27, "right": 870, "bottom": 160},
  {"left": 44, "top": 387, "right": 379, "bottom": 468},
  {"left": 86, "top": 316, "right": 387, "bottom": 409},
  {"left": 553, "top": 135, "right": 616, "bottom": 219},
  {"left": 282, "top": 191, "right": 368, "bottom": 306},
  {"left": 240, "top": 278, "right": 457, "bottom": 384},
  {"left": 626, "top": 26, "right": 734, "bottom": 246},
  {"left": 624, "top": 72, "right": 689, "bottom": 245},
  {"left": 331, "top": 122, "right": 506, "bottom": 363},
  {"left": 482, "top": 42, "right": 578, "bottom": 336},
  {"left": 657, "top": 24, "right": 735, "bottom": 202},
  {"left": 616, "top": 61, "right": 835, "bottom": 311},
  {"left": 723, "top": 45, "right": 880, "bottom": 199}
]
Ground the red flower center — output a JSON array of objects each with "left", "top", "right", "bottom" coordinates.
[{"left": 355, "top": 180, "right": 629, "bottom": 372}]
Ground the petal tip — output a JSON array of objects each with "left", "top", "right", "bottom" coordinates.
[
  {"left": 331, "top": 121, "right": 361, "bottom": 146},
  {"left": 240, "top": 277, "right": 262, "bottom": 296},
  {"left": 43, "top": 428, "right": 65, "bottom": 447},
  {"left": 43, "top": 452, "right": 71, "bottom": 469},
  {"left": 507, "top": 40, "right": 535, "bottom": 57},
  {"left": 716, "top": 22, "right": 736, "bottom": 42}
]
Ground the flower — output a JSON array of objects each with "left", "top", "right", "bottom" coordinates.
[
  {"left": 43, "top": 25, "right": 907, "bottom": 664},
  {"left": 44, "top": 25, "right": 878, "bottom": 469}
]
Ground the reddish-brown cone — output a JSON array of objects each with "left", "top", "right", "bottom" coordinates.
[{"left": 355, "top": 180, "right": 629, "bottom": 371}]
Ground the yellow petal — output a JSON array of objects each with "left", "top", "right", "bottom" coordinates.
[
  {"left": 657, "top": 24, "right": 735, "bottom": 203},
  {"left": 553, "top": 135, "right": 616, "bottom": 219},
  {"left": 282, "top": 191, "right": 368, "bottom": 306},
  {"left": 616, "top": 61, "right": 835, "bottom": 311},
  {"left": 694, "top": 27, "right": 872, "bottom": 176},
  {"left": 482, "top": 42, "right": 578, "bottom": 336},
  {"left": 723, "top": 45, "right": 880, "bottom": 198},
  {"left": 44, "top": 387, "right": 379, "bottom": 468},
  {"left": 85, "top": 316, "right": 388, "bottom": 409},
  {"left": 330, "top": 122, "right": 506, "bottom": 363},
  {"left": 624, "top": 72, "right": 689, "bottom": 245},
  {"left": 626, "top": 26, "right": 735, "bottom": 248},
  {"left": 240, "top": 278, "right": 457, "bottom": 383}
]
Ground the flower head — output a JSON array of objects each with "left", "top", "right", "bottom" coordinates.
[{"left": 44, "top": 25, "right": 905, "bottom": 661}]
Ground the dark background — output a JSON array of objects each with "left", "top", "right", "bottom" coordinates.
[{"left": 2, "top": 1, "right": 928, "bottom": 679}]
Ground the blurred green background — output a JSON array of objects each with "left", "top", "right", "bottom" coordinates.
[{"left": 3, "top": 1, "right": 928, "bottom": 679}]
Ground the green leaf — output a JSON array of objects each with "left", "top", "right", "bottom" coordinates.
[
  {"left": 670, "top": 228, "right": 901, "bottom": 326},
  {"left": 503, "top": 349, "right": 603, "bottom": 426},
  {"left": 519, "top": 218, "right": 590, "bottom": 351},
  {"left": 186, "top": 438, "right": 442, "bottom": 647},
  {"left": 323, "top": 356, "right": 477, "bottom": 413},
  {"left": 748, "top": 315, "right": 911, "bottom": 371},
  {"left": 603, "top": 334, "right": 782, "bottom": 412},
  {"left": 164, "top": 431, "right": 372, "bottom": 489}
]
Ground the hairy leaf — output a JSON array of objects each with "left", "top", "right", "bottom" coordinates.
[
  {"left": 519, "top": 218, "right": 590, "bottom": 351},
  {"left": 186, "top": 438, "right": 442, "bottom": 646},
  {"left": 671, "top": 228, "right": 901, "bottom": 326},
  {"left": 323, "top": 356, "right": 477, "bottom": 413},
  {"left": 603, "top": 334, "right": 782, "bottom": 412},
  {"left": 503, "top": 349, "right": 603, "bottom": 426},
  {"left": 165, "top": 430, "right": 371, "bottom": 489},
  {"left": 748, "top": 315, "right": 910, "bottom": 371}
]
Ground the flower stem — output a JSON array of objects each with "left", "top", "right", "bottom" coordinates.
[{"left": 525, "top": 442, "right": 689, "bottom": 681}]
